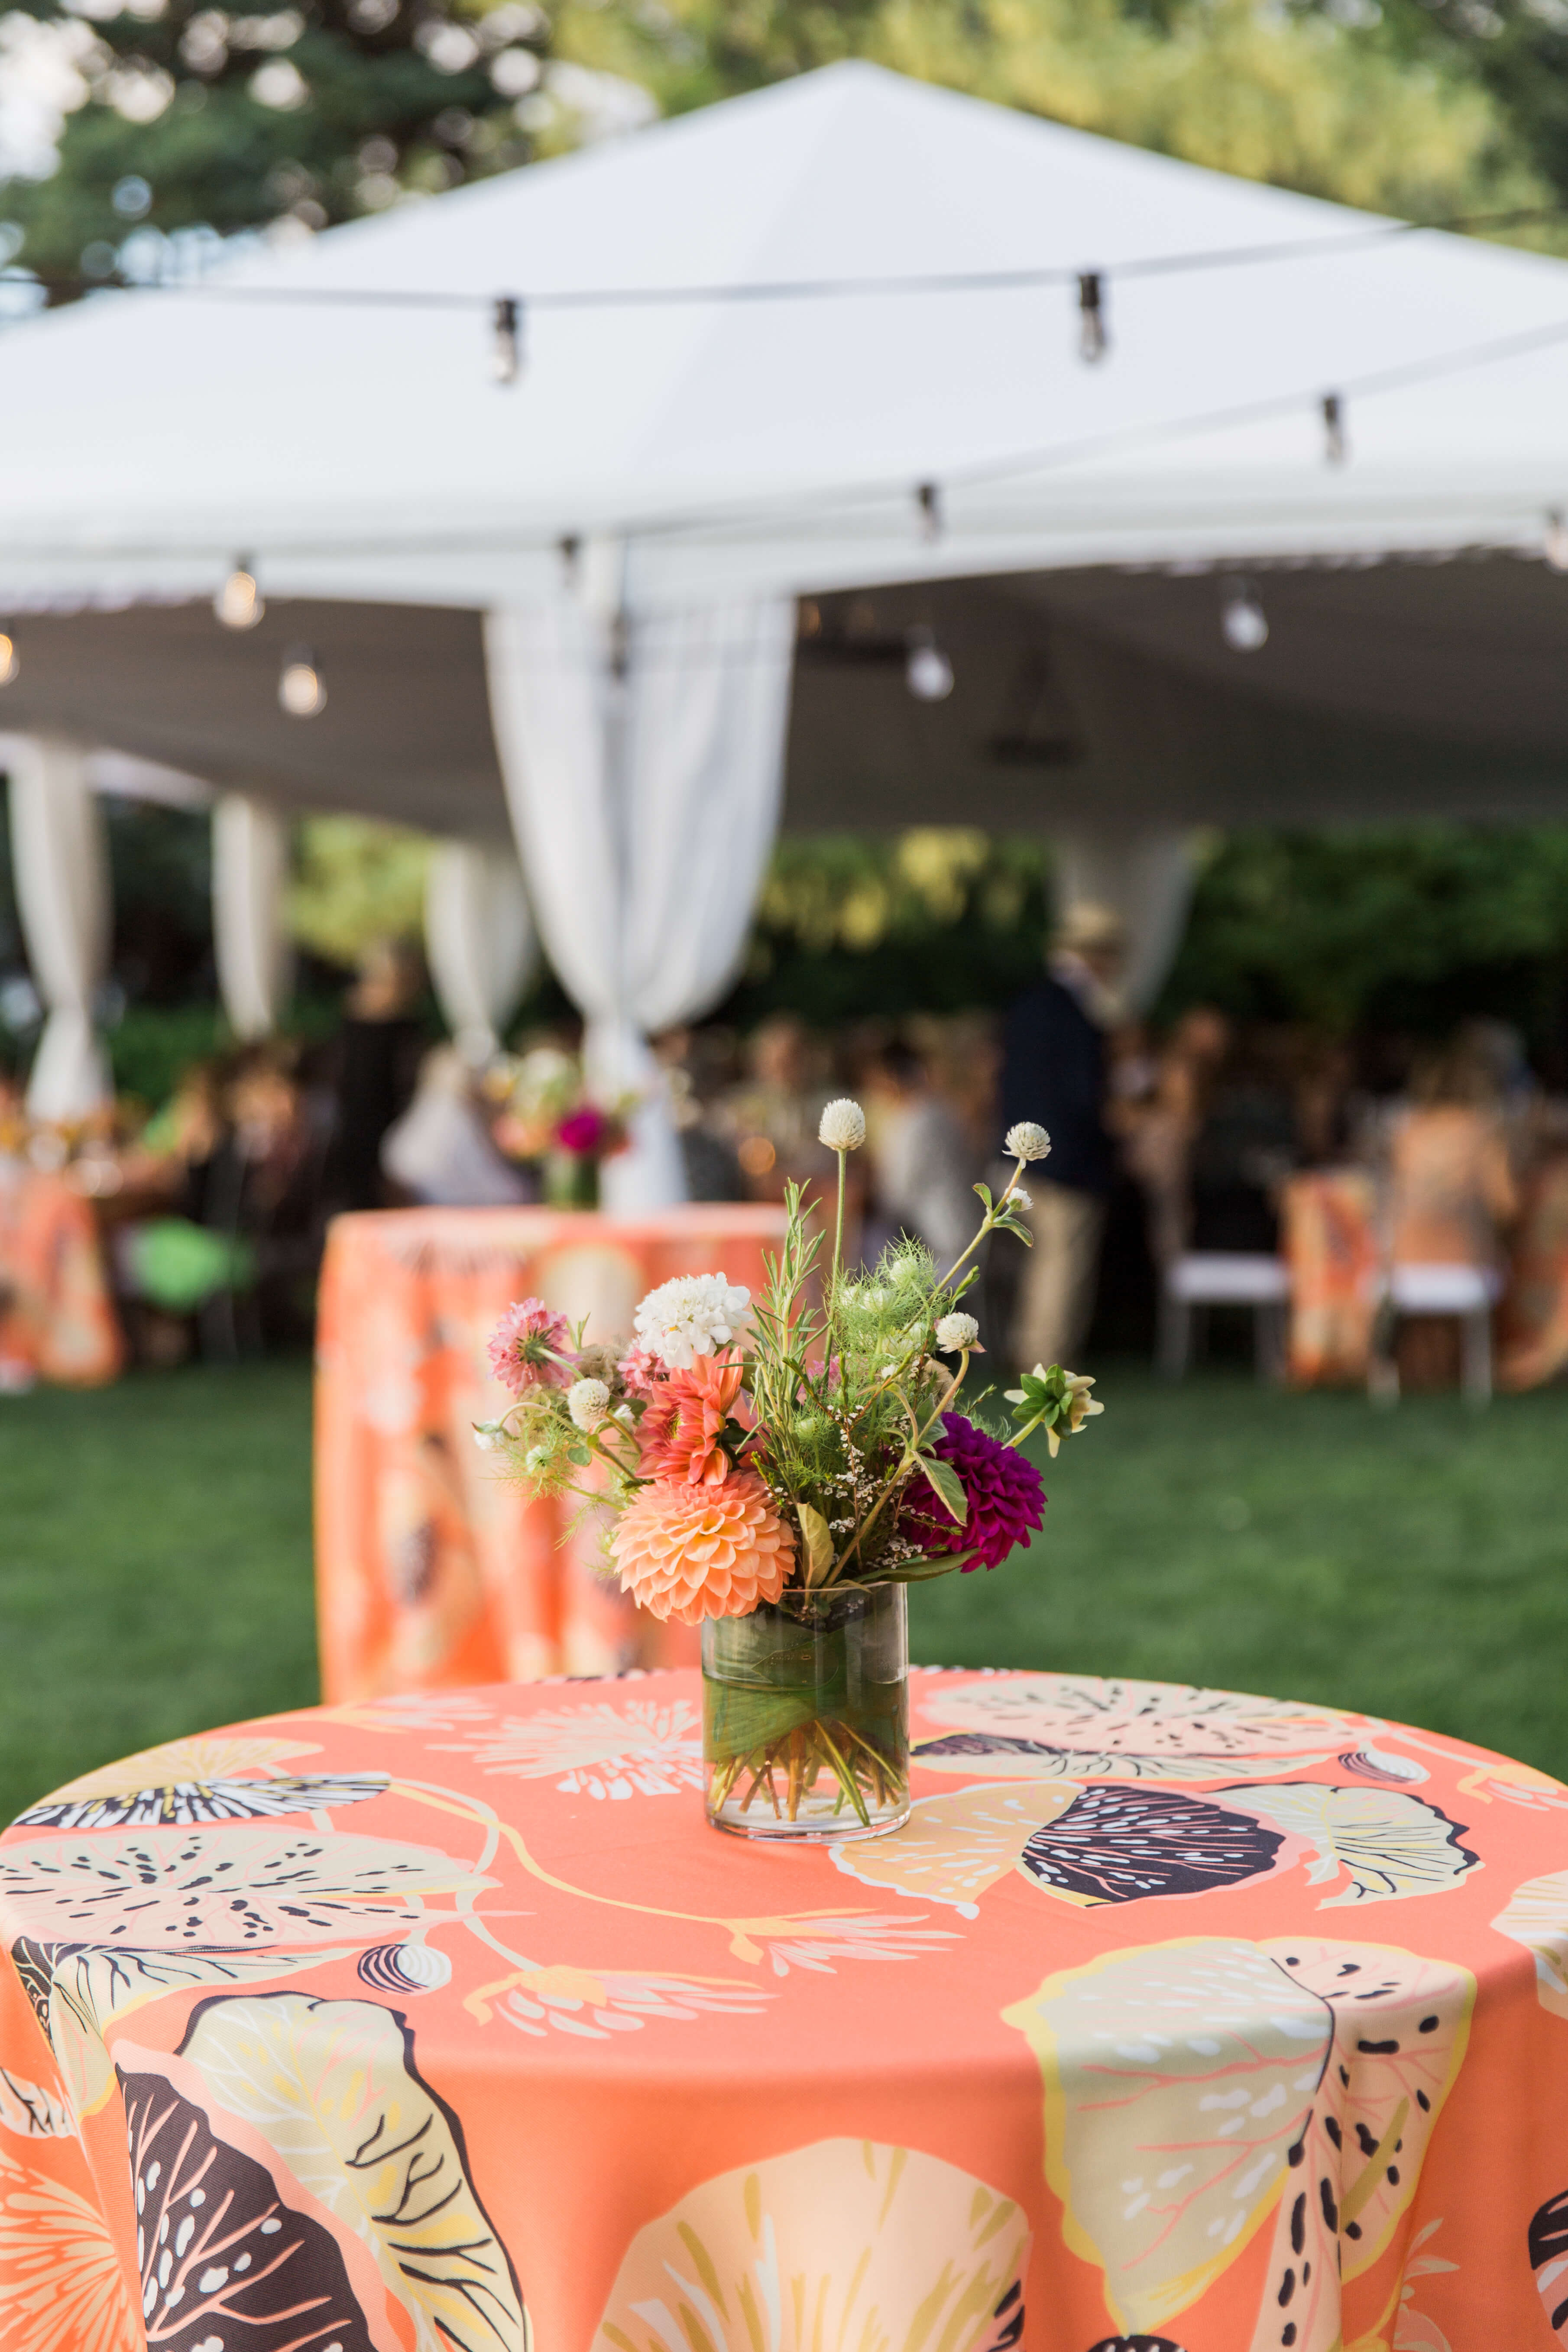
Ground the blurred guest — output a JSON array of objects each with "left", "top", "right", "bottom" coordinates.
[
  {"left": 324, "top": 939, "right": 426, "bottom": 1211},
  {"left": 1388, "top": 1041, "right": 1518, "bottom": 1272},
  {"left": 382, "top": 1046, "right": 532, "bottom": 1208},
  {"left": 719, "top": 1014, "right": 830, "bottom": 1195},
  {"left": 865, "top": 1039, "right": 977, "bottom": 1272},
  {"left": 998, "top": 904, "right": 1124, "bottom": 1368},
  {"left": 655, "top": 1026, "right": 746, "bottom": 1202},
  {"left": 1188, "top": 1029, "right": 1298, "bottom": 1254}
]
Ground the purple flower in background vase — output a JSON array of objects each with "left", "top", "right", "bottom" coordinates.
[
  {"left": 557, "top": 1106, "right": 609, "bottom": 1155},
  {"left": 899, "top": 1412, "right": 1046, "bottom": 1571}
]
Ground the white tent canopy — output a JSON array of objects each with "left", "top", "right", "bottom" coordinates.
[{"left": 3, "top": 60, "right": 1568, "bottom": 610}]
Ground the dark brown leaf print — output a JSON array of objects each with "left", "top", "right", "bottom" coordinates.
[{"left": 1019, "top": 1785, "right": 1284, "bottom": 1905}]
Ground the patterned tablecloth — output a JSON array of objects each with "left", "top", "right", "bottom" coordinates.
[
  {"left": 6, "top": 1666, "right": 1568, "bottom": 2352},
  {"left": 314, "top": 1206, "right": 787, "bottom": 1699},
  {"left": 0, "top": 1162, "right": 122, "bottom": 1388}
]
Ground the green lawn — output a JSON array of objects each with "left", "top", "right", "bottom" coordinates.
[{"left": 0, "top": 1359, "right": 1565, "bottom": 1825}]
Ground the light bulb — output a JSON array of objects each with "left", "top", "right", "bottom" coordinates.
[
  {"left": 0, "top": 631, "right": 17, "bottom": 686},
  {"left": 279, "top": 646, "right": 326, "bottom": 716},
  {"left": 215, "top": 560, "right": 264, "bottom": 630},
  {"left": 1322, "top": 391, "right": 1347, "bottom": 466},
  {"left": 1077, "top": 270, "right": 1108, "bottom": 364},
  {"left": 906, "top": 628, "right": 955, "bottom": 702},
  {"left": 1221, "top": 583, "right": 1269, "bottom": 653},
  {"left": 1545, "top": 512, "right": 1568, "bottom": 573},
  {"left": 492, "top": 294, "right": 522, "bottom": 385}
]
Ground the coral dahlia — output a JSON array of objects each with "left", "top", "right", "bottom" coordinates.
[
  {"left": 611, "top": 1471, "right": 793, "bottom": 1625},
  {"left": 900, "top": 1412, "right": 1046, "bottom": 1572},
  {"left": 488, "top": 1298, "right": 573, "bottom": 1396},
  {"left": 639, "top": 1352, "right": 746, "bottom": 1487}
]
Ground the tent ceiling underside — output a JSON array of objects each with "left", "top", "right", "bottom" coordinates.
[{"left": 10, "top": 555, "right": 1568, "bottom": 835}]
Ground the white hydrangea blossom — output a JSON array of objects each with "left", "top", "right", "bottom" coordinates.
[
  {"left": 567, "top": 1377, "right": 611, "bottom": 1431},
  {"left": 1005, "top": 1121, "right": 1052, "bottom": 1163},
  {"left": 819, "top": 1098, "right": 867, "bottom": 1152},
  {"left": 935, "top": 1312, "right": 979, "bottom": 1353},
  {"left": 633, "top": 1272, "right": 751, "bottom": 1370}
]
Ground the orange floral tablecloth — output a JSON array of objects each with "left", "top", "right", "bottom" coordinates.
[
  {"left": 314, "top": 1206, "right": 788, "bottom": 1701},
  {"left": 0, "top": 1160, "right": 122, "bottom": 1387},
  {"left": 5, "top": 1667, "right": 1568, "bottom": 2351}
]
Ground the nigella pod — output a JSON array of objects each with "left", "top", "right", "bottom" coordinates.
[{"left": 357, "top": 1940, "right": 453, "bottom": 1995}]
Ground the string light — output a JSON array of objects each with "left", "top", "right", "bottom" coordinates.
[
  {"left": 0, "top": 628, "right": 16, "bottom": 686},
  {"left": 1221, "top": 580, "right": 1269, "bottom": 651},
  {"left": 492, "top": 295, "right": 522, "bottom": 385},
  {"left": 916, "top": 482, "right": 943, "bottom": 543},
  {"left": 558, "top": 533, "right": 581, "bottom": 590},
  {"left": 1322, "top": 391, "right": 1347, "bottom": 465},
  {"left": 1077, "top": 272, "right": 1107, "bottom": 364},
  {"left": 279, "top": 644, "right": 326, "bottom": 716},
  {"left": 905, "top": 625, "right": 955, "bottom": 701},
  {"left": 214, "top": 557, "right": 265, "bottom": 629},
  {"left": 1545, "top": 511, "right": 1568, "bottom": 571}
]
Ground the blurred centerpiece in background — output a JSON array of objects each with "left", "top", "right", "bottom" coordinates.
[{"left": 486, "top": 1043, "right": 628, "bottom": 1208}]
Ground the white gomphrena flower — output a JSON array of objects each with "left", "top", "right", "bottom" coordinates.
[
  {"left": 935, "top": 1312, "right": 979, "bottom": 1353},
  {"left": 473, "top": 1426, "right": 499, "bottom": 1452},
  {"left": 1014, "top": 1187, "right": 1033, "bottom": 1212},
  {"left": 568, "top": 1377, "right": 611, "bottom": 1431},
  {"left": 819, "top": 1098, "right": 867, "bottom": 1152},
  {"left": 1005, "top": 1121, "right": 1052, "bottom": 1163},
  {"left": 634, "top": 1271, "right": 751, "bottom": 1370}
]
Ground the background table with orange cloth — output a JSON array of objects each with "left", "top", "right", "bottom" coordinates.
[
  {"left": 6, "top": 1666, "right": 1568, "bottom": 2351},
  {"left": 314, "top": 1205, "right": 787, "bottom": 1701},
  {"left": 0, "top": 1156, "right": 122, "bottom": 1388}
]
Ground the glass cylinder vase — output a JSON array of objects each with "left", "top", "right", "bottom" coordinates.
[
  {"left": 543, "top": 1149, "right": 598, "bottom": 1208},
  {"left": 701, "top": 1584, "right": 910, "bottom": 1841}
]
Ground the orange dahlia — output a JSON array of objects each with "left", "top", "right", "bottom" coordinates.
[
  {"left": 611, "top": 1471, "right": 793, "bottom": 1625},
  {"left": 639, "top": 1352, "right": 747, "bottom": 1487}
]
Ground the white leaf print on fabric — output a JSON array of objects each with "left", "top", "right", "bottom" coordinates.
[
  {"left": 0, "top": 2067, "right": 72, "bottom": 2140},
  {"left": 592, "top": 2138, "right": 1029, "bottom": 2352},
  {"left": 435, "top": 1698, "right": 704, "bottom": 1798},
  {"left": 1228, "top": 1785, "right": 1479, "bottom": 1907},
  {"left": 1492, "top": 1869, "right": 1568, "bottom": 2018},
  {"left": 0, "top": 2142, "right": 139, "bottom": 2352},
  {"left": 920, "top": 1676, "right": 1358, "bottom": 1782}
]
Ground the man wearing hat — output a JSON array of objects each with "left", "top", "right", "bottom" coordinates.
[{"left": 997, "top": 901, "right": 1125, "bottom": 1369}]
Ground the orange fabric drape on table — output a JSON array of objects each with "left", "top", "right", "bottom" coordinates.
[
  {"left": 313, "top": 1204, "right": 788, "bottom": 1701},
  {"left": 1282, "top": 1167, "right": 1381, "bottom": 1386},
  {"left": 1499, "top": 1152, "right": 1568, "bottom": 1391},
  {"left": 0, "top": 1162, "right": 123, "bottom": 1386}
]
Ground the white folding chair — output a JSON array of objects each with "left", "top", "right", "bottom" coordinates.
[
  {"left": 1370, "top": 1261, "right": 1502, "bottom": 1407},
  {"left": 1160, "top": 1252, "right": 1291, "bottom": 1383}
]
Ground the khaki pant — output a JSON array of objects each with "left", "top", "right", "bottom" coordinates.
[{"left": 1011, "top": 1183, "right": 1106, "bottom": 1373}]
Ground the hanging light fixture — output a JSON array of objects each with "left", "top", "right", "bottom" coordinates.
[
  {"left": 215, "top": 557, "right": 265, "bottom": 630},
  {"left": 492, "top": 294, "right": 523, "bottom": 385},
  {"left": 1077, "top": 271, "right": 1108, "bottom": 364},
  {"left": 905, "top": 625, "right": 955, "bottom": 702},
  {"left": 1221, "top": 580, "right": 1269, "bottom": 653},
  {"left": 279, "top": 644, "right": 327, "bottom": 716},
  {"left": 916, "top": 482, "right": 942, "bottom": 544},
  {"left": 1322, "top": 391, "right": 1347, "bottom": 466},
  {"left": 0, "top": 626, "right": 17, "bottom": 686}
]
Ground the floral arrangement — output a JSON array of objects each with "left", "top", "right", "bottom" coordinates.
[
  {"left": 485, "top": 1045, "right": 628, "bottom": 1205},
  {"left": 476, "top": 1103, "right": 1103, "bottom": 1832}
]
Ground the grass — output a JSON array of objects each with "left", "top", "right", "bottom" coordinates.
[{"left": 0, "top": 1358, "right": 1565, "bottom": 1825}]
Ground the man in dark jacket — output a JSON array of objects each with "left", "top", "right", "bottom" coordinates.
[{"left": 998, "top": 902, "right": 1124, "bottom": 1369}]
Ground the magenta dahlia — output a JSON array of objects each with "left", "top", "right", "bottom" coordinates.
[{"left": 900, "top": 1412, "right": 1046, "bottom": 1572}]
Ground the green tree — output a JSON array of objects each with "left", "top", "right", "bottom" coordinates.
[{"left": 1, "top": 0, "right": 548, "bottom": 290}]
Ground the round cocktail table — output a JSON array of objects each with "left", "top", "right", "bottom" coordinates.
[{"left": 4, "top": 1667, "right": 1568, "bottom": 2352}]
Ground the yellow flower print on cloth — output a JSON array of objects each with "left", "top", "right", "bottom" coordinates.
[
  {"left": 1003, "top": 1934, "right": 1473, "bottom": 2349},
  {"left": 593, "top": 2138, "right": 1030, "bottom": 2352}
]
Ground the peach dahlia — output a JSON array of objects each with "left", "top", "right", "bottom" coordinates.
[{"left": 610, "top": 1471, "right": 793, "bottom": 1625}]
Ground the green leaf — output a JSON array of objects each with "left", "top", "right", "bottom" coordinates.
[
  {"left": 920, "top": 1454, "right": 969, "bottom": 1526},
  {"left": 972, "top": 1182, "right": 994, "bottom": 1211},
  {"left": 797, "top": 1501, "right": 836, "bottom": 1587}
]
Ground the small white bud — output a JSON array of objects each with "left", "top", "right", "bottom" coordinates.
[
  {"left": 568, "top": 1377, "right": 611, "bottom": 1431},
  {"left": 1005, "top": 1121, "right": 1052, "bottom": 1163},
  {"left": 819, "top": 1098, "right": 867, "bottom": 1152},
  {"left": 472, "top": 1426, "right": 498, "bottom": 1453},
  {"left": 935, "top": 1312, "right": 979, "bottom": 1352},
  {"left": 1014, "top": 1187, "right": 1033, "bottom": 1212}
]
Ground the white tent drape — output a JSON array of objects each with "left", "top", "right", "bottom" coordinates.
[
  {"left": 212, "top": 793, "right": 292, "bottom": 1042},
  {"left": 4, "top": 734, "right": 113, "bottom": 1122},
  {"left": 485, "top": 594, "right": 795, "bottom": 1210},
  {"left": 1052, "top": 825, "right": 1201, "bottom": 1016},
  {"left": 423, "top": 839, "right": 537, "bottom": 1065}
]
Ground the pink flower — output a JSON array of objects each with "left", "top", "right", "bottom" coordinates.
[
  {"left": 617, "top": 1343, "right": 661, "bottom": 1400},
  {"left": 557, "top": 1106, "right": 609, "bottom": 1155},
  {"left": 488, "top": 1297, "right": 573, "bottom": 1396},
  {"left": 898, "top": 1412, "right": 1045, "bottom": 1571}
]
